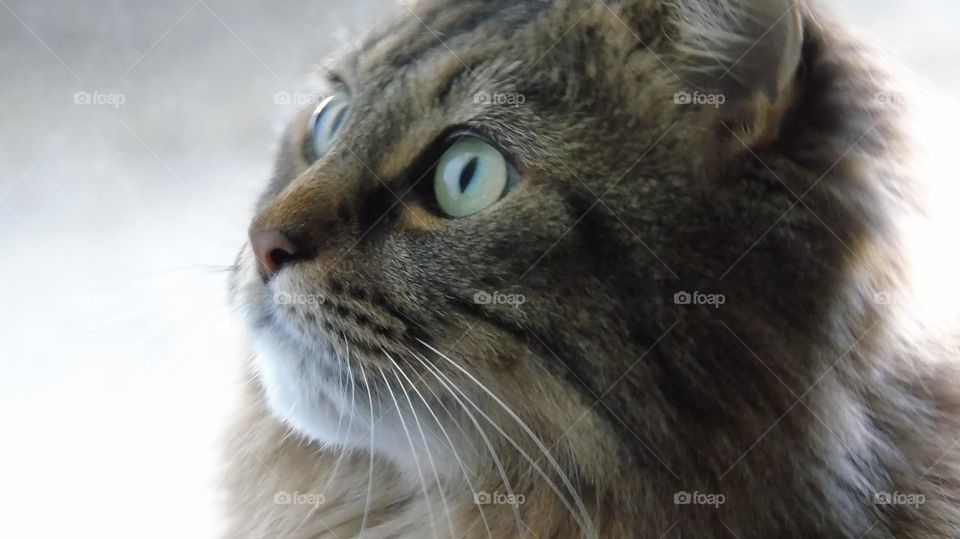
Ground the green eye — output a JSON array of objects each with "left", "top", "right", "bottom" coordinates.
[
  {"left": 306, "top": 93, "right": 350, "bottom": 161},
  {"left": 434, "top": 137, "right": 511, "bottom": 218}
]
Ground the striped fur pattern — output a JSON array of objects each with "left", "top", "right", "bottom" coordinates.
[{"left": 222, "top": 0, "right": 960, "bottom": 537}]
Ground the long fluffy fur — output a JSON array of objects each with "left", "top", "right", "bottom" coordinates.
[{"left": 221, "top": 1, "right": 960, "bottom": 537}]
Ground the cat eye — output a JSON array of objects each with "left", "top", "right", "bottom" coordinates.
[
  {"left": 433, "top": 136, "right": 513, "bottom": 218},
  {"left": 305, "top": 93, "right": 351, "bottom": 161}
]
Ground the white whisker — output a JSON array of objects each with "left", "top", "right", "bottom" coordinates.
[
  {"left": 377, "top": 365, "right": 441, "bottom": 539},
  {"left": 410, "top": 350, "right": 526, "bottom": 538},
  {"left": 418, "top": 339, "right": 596, "bottom": 537},
  {"left": 320, "top": 333, "right": 358, "bottom": 493},
  {"left": 394, "top": 350, "right": 494, "bottom": 539},
  {"left": 356, "top": 359, "right": 375, "bottom": 538},
  {"left": 286, "top": 340, "right": 356, "bottom": 537},
  {"left": 384, "top": 350, "right": 457, "bottom": 539}
]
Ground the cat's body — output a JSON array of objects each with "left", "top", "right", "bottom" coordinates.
[{"left": 222, "top": 0, "right": 960, "bottom": 537}]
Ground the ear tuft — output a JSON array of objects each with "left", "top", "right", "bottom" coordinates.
[{"left": 669, "top": 0, "right": 804, "bottom": 146}]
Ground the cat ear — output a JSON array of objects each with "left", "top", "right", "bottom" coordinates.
[{"left": 669, "top": 0, "right": 803, "bottom": 146}]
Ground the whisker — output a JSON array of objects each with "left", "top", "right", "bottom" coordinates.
[
  {"left": 277, "top": 415, "right": 302, "bottom": 446},
  {"left": 417, "top": 340, "right": 596, "bottom": 537},
  {"left": 277, "top": 345, "right": 306, "bottom": 447},
  {"left": 294, "top": 336, "right": 348, "bottom": 451},
  {"left": 384, "top": 350, "right": 457, "bottom": 539},
  {"left": 392, "top": 349, "right": 494, "bottom": 539},
  {"left": 398, "top": 346, "right": 485, "bottom": 485},
  {"left": 320, "top": 333, "right": 358, "bottom": 493},
  {"left": 115, "top": 315, "right": 179, "bottom": 354},
  {"left": 409, "top": 350, "right": 526, "bottom": 538},
  {"left": 356, "top": 359, "right": 376, "bottom": 539},
  {"left": 128, "top": 263, "right": 239, "bottom": 278},
  {"left": 377, "top": 365, "right": 441, "bottom": 539}
]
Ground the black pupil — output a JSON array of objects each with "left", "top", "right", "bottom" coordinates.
[{"left": 459, "top": 157, "right": 478, "bottom": 192}]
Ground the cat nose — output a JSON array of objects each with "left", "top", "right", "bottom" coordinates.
[{"left": 249, "top": 226, "right": 301, "bottom": 279}]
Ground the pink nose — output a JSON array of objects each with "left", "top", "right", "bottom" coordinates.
[{"left": 248, "top": 227, "right": 300, "bottom": 279}]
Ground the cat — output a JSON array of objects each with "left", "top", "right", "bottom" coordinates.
[{"left": 222, "top": 0, "right": 960, "bottom": 537}]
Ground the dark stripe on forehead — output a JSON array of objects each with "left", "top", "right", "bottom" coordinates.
[
  {"left": 433, "top": 58, "right": 484, "bottom": 102},
  {"left": 361, "top": 0, "right": 551, "bottom": 75}
]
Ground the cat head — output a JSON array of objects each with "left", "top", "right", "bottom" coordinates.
[{"left": 231, "top": 0, "right": 891, "bottom": 519}]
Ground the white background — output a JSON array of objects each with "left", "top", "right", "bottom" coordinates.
[{"left": 0, "top": 1, "right": 957, "bottom": 537}]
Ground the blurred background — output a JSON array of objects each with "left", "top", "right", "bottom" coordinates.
[{"left": 0, "top": 1, "right": 957, "bottom": 537}]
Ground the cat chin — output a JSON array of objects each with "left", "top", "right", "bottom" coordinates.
[
  {"left": 251, "top": 327, "right": 366, "bottom": 446},
  {"left": 250, "top": 324, "right": 463, "bottom": 477}
]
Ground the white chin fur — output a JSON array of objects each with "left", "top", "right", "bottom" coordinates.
[
  {"left": 251, "top": 324, "right": 459, "bottom": 478},
  {"left": 251, "top": 327, "right": 368, "bottom": 447}
]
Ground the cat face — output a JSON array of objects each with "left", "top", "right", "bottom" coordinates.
[{"left": 231, "top": 0, "right": 831, "bottom": 485}]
